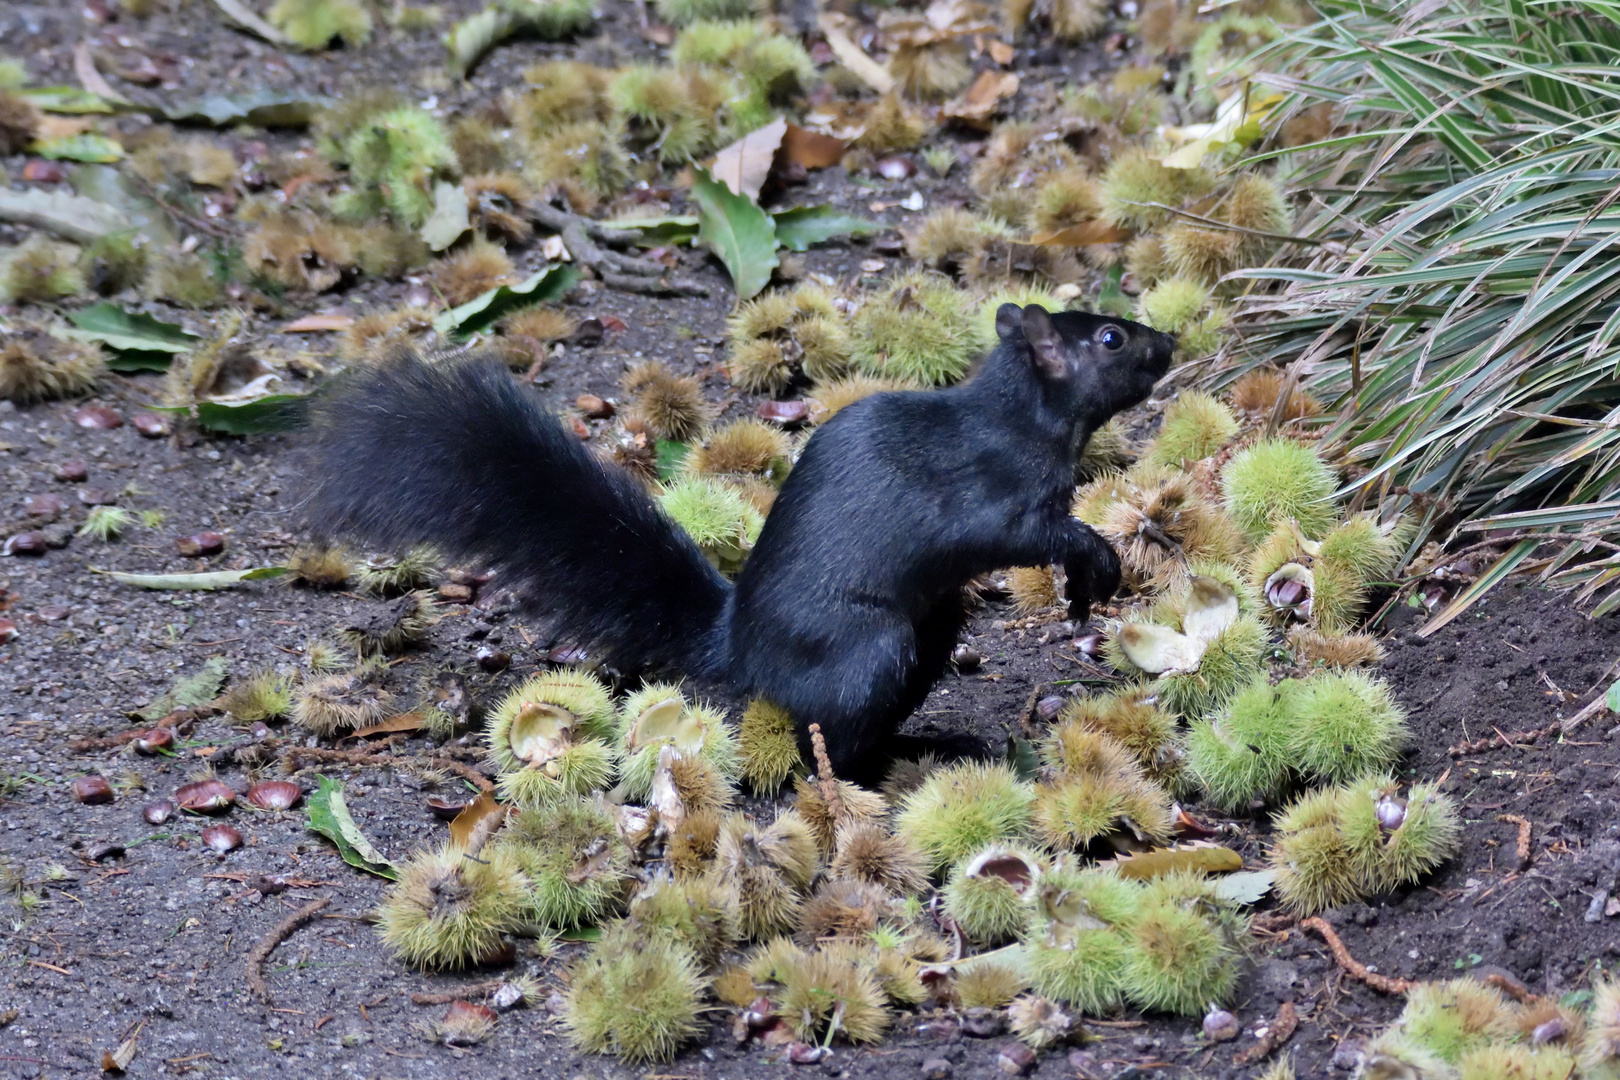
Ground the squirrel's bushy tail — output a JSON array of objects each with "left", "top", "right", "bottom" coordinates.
[{"left": 302, "top": 350, "right": 730, "bottom": 676}]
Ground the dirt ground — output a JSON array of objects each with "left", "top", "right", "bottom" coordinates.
[{"left": 4, "top": 1, "right": 1620, "bottom": 1078}]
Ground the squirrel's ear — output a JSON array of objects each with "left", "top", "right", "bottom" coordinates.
[
  {"left": 995, "top": 303, "right": 1024, "bottom": 342},
  {"left": 1021, "top": 305, "right": 1063, "bottom": 377}
]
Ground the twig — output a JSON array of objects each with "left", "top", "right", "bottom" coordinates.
[
  {"left": 806, "top": 723, "right": 847, "bottom": 824},
  {"left": 435, "top": 756, "right": 495, "bottom": 793},
  {"left": 246, "top": 898, "right": 331, "bottom": 1005},
  {"left": 410, "top": 979, "right": 507, "bottom": 1006},
  {"left": 1497, "top": 814, "right": 1533, "bottom": 869},
  {"left": 278, "top": 743, "right": 404, "bottom": 772},
  {"left": 528, "top": 201, "right": 708, "bottom": 296},
  {"left": 1233, "top": 1001, "right": 1298, "bottom": 1066},
  {"left": 1484, "top": 971, "right": 1534, "bottom": 1003},
  {"left": 1301, "top": 917, "right": 1411, "bottom": 995},
  {"left": 1449, "top": 720, "right": 1564, "bottom": 756}
]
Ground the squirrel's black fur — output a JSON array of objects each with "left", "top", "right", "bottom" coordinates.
[{"left": 303, "top": 305, "right": 1175, "bottom": 778}]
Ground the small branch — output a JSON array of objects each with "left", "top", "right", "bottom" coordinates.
[
  {"left": 1301, "top": 916, "right": 1411, "bottom": 995},
  {"left": 410, "top": 979, "right": 507, "bottom": 1006},
  {"left": 246, "top": 898, "right": 332, "bottom": 1005},
  {"left": 1232, "top": 1001, "right": 1298, "bottom": 1067},
  {"left": 529, "top": 202, "right": 708, "bottom": 297},
  {"left": 1497, "top": 813, "right": 1533, "bottom": 869},
  {"left": 1120, "top": 201, "right": 1338, "bottom": 248},
  {"left": 435, "top": 756, "right": 495, "bottom": 793},
  {"left": 278, "top": 744, "right": 403, "bottom": 773},
  {"left": 1449, "top": 720, "right": 1564, "bottom": 756}
]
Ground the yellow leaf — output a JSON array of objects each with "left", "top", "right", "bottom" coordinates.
[{"left": 1102, "top": 841, "right": 1244, "bottom": 880}]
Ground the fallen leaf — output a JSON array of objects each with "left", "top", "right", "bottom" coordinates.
[
  {"left": 64, "top": 303, "right": 199, "bottom": 354},
  {"left": 1030, "top": 221, "right": 1133, "bottom": 246},
  {"left": 433, "top": 265, "right": 581, "bottom": 340},
  {"left": 421, "top": 179, "right": 471, "bottom": 251},
  {"left": 104, "top": 567, "right": 290, "bottom": 592},
  {"left": 14, "top": 86, "right": 113, "bottom": 114},
  {"left": 159, "top": 91, "right": 328, "bottom": 127},
  {"left": 691, "top": 167, "right": 779, "bottom": 301},
  {"left": 782, "top": 124, "right": 846, "bottom": 170},
  {"left": 282, "top": 313, "right": 356, "bottom": 333},
  {"left": 212, "top": 0, "right": 293, "bottom": 45},
  {"left": 772, "top": 205, "right": 882, "bottom": 252},
  {"left": 818, "top": 15, "right": 895, "bottom": 93},
  {"left": 307, "top": 775, "right": 398, "bottom": 880},
  {"left": 101, "top": 1027, "right": 140, "bottom": 1072},
  {"left": 194, "top": 395, "right": 306, "bottom": 435},
  {"left": 449, "top": 791, "right": 506, "bottom": 848},
  {"left": 350, "top": 712, "right": 425, "bottom": 739},
  {"left": 710, "top": 117, "right": 787, "bottom": 202},
  {"left": 942, "top": 69, "right": 1019, "bottom": 127},
  {"left": 1103, "top": 842, "right": 1245, "bottom": 880},
  {"left": 1210, "top": 869, "right": 1277, "bottom": 905},
  {"left": 1160, "top": 83, "right": 1285, "bottom": 170},
  {"left": 74, "top": 41, "right": 133, "bottom": 107},
  {"left": 30, "top": 133, "right": 124, "bottom": 163}
]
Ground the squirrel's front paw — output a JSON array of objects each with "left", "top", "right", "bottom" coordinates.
[{"left": 1066, "top": 544, "right": 1120, "bottom": 621}]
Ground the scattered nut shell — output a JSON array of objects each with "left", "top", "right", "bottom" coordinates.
[
  {"left": 1203, "top": 1005, "right": 1239, "bottom": 1042},
  {"left": 246, "top": 780, "right": 302, "bottom": 811},
  {"left": 3, "top": 532, "right": 49, "bottom": 556},
  {"left": 54, "top": 460, "right": 89, "bottom": 482},
  {"left": 24, "top": 493, "right": 64, "bottom": 517},
  {"left": 70, "top": 405, "right": 123, "bottom": 429},
  {"left": 951, "top": 644, "right": 981, "bottom": 671},
  {"left": 202, "top": 824, "right": 242, "bottom": 853},
  {"left": 132, "top": 413, "right": 170, "bottom": 438},
  {"left": 144, "top": 799, "right": 175, "bottom": 824},
  {"left": 133, "top": 727, "right": 174, "bottom": 754},
  {"left": 576, "top": 393, "right": 614, "bottom": 419},
  {"left": 175, "top": 778, "right": 236, "bottom": 813},
  {"left": 72, "top": 775, "right": 114, "bottom": 804},
  {"left": 175, "top": 531, "right": 226, "bottom": 557}
]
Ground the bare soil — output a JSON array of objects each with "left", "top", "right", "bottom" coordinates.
[{"left": 3, "top": 2, "right": 1620, "bottom": 1078}]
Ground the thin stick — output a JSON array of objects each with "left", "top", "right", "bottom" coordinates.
[
  {"left": 411, "top": 979, "right": 507, "bottom": 1006},
  {"left": 436, "top": 756, "right": 495, "bottom": 793},
  {"left": 1449, "top": 720, "right": 1564, "bottom": 756},
  {"left": 246, "top": 898, "right": 331, "bottom": 1004},
  {"left": 1497, "top": 814, "right": 1533, "bottom": 869},
  {"left": 1301, "top": 917, "right": 1411, "bottom": 995},
  {"left": 1233, "top": 1001, "right": 1298, "bottom": 1066}
]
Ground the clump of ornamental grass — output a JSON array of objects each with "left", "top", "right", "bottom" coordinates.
[
  {"left": 894, "top": 760, "right": 1035, "bottom": 872},
  {"left": 217, "top": 669, "right": 294, "bottom": 724},
  {"left": 1022, "top": 859, "right": 1140, "bottom": 1013},
  {"left": 615, "top": 684, "right": 740, "bottom": 801},
  {"left": 622, "top": 360, "right": 710, "bottom": 441},
  {"left": 0, "top": 325, "right": 104, "bottom": 405},
  {"left": 561, "top": 920, "right": 707, "bottom": 1062},
  {"left": 376, "top": 840, "right": 526, "bottom": 970},
  {"left": 737, "top": 698, "right": 803, "bottom": 794},
  {"left": 337, "top": 590, "right": 437, "bottom": 655},
  {"left": 332, "top": 105, "right": 459, "bottom": 228},
  {"left": 942, "top": 845, "right": 1045, "bottom": 944},
  {"left": 268, "top": 0, "right": 373, "bottom": 48},
  {"left": 851, "top": 272, "right": 979, "bottom": 386},
  {"left": 659, "top": 477, "right": 763, "bottom": 575},
  {"left": 1148, "top": 390, "right": 1239, "bottom": 467},
  {"left": 292, "top": 672, "right": 389, "bottom": 736},
  {"left": 1222, "top": 437, "right": 1338, "bottom": 543},
  {"left": 505, "top": 795, "right": 632, "bottom": 930},
  {"left": 727, "top": 284, "right": 851, "bottom": 393}
]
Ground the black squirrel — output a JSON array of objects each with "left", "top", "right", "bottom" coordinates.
[{"left": 303, "top": 304, "right": 1175, "bottom": 778}]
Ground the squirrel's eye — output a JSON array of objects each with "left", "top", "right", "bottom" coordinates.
[{"left": 1099, "top": 326, "right": 1126, "bottom": 350}]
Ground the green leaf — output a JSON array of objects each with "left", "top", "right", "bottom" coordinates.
[
  {"left": 194, "top": 395, "right": 308, "bottom": 435},
  {"left": 306, "top": 776, "right": 398, "bottom": 880},
  {"left": 771, "top": 206, "right": 881, "bottom": 252},
  {"left": 557, "top": 926, "right": 603, "bottom": 942},
  {"left": 160, "top": 92, "right": 329, "bottom": 128},
  {"left": 691, "top": 167, "right": 779, "bottom": 301},
  {"left": 30, "top": 134, "right": 124, "bottom": 163},
  {"left": 65, "top": 303, "right": 199, "bottom": 354},
  {"left": 655, "top": 440, "right": 690, "bottom": 482},
  {"left": 1004, "top": 736, "right": 1041, "bottom": 781},
  {"left": 421, "top": 180, "right": 471, "bottom": 251},
  {"left": 432, "top": 264, "right": 580, "bottom": 340},
  {"left": 1606, "top": 679, "right": 1620, "bottom": 714},
  {"left": 0, "top": 186, "right": 133, "bottom": 246},
  {"left": 15, "top": 87, "right": 114, "bottom": 114},
  {"left": 1210, "top": 869, "right": 1277, "bottom": 905},
  {"left": 103, "top": 351, "right": 176, "bottom": 373},
  {"left": 104, "top": 567, "right": 289, "bottom": 591}
]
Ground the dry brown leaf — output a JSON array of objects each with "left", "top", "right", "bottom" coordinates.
[
  {"left": 941, "top": 70, "right": 1019, "bottom": 128},
  {"left": 711, "top": 117, "right": 787, "bottom": 201},
  {"left": 282, "top": 313, "right": 356, "bottom": 333},
  {"left": 448, "top": 791, "right": 506, "bottom": 849},
  {"left": 349, "top": 711, "right": 425, "bottom": 738},
  {"left": 75, "top": 42, "right": 134, "bottom": 107},
  {"left": 819, "top": 15, "right": 895, "bottom": 94},
  {"left": 101, "top": 1026, "right": 140, "bottom": 1073},
  {"left": 782, "top": 124, "right": 847, "bottom": 170},
  {"left": 37, "top": 115, "right": 93, "bottom": 140},
  {"left": 1101, "top": 841, "right": 1244, "bottom": 880},
  {"left": 1030, "top": 221, "right": 1133, "bottom": 246}
]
